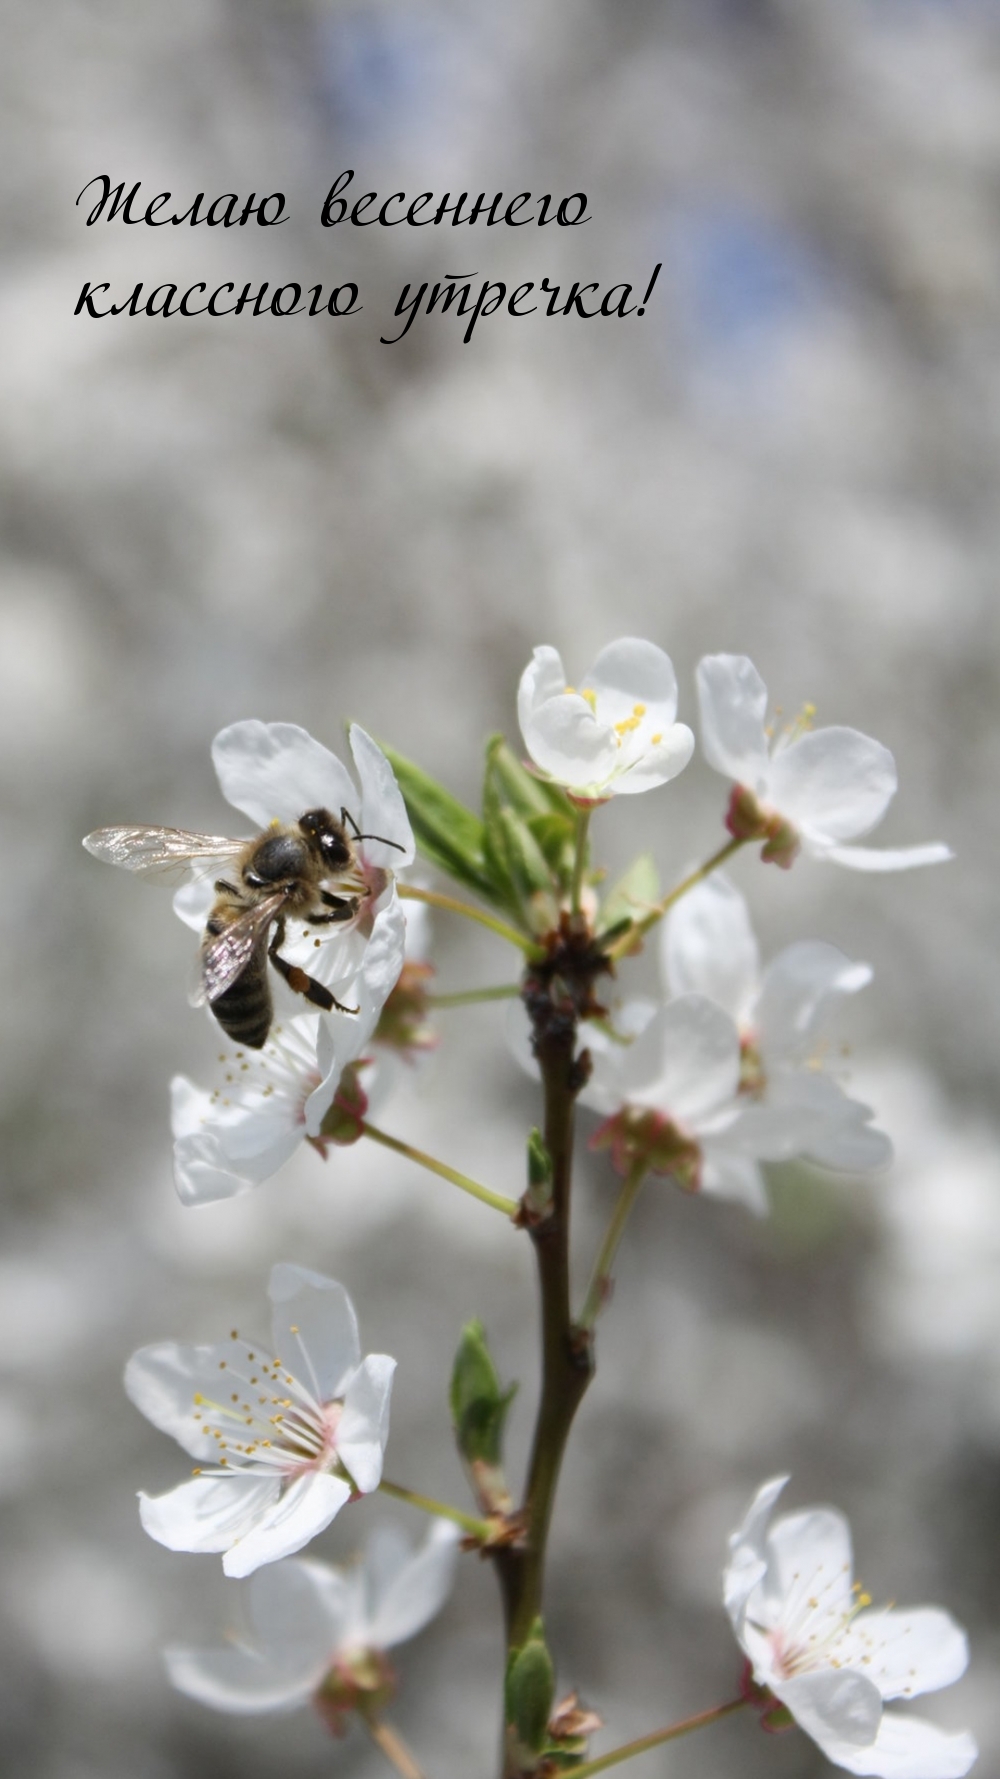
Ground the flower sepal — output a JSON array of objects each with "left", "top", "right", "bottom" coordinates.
[
  {"left": 739, "top": 1660, "right": 796, "bottom": 1734},
  {"left": 314, "top": 1062, "right": 370, "bottom": 1148},
  {"left": 314, "top": 1647, "right": 397, "bottom": 1736},
  {"left": 590, "top": 1107, "right": 701, "bottom": 1187},
  {"left": 725, "top": 786, "right": 800, "bottom": 868},
  {"left": 373, "top": 960, "right": 438, "bottom": 1057}
]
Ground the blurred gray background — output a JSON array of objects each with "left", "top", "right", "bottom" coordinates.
[{"left": 1, "top": 1, "right": 998, "bottom": 1775}]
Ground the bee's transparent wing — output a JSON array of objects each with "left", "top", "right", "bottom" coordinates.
[
  {"left": 82, "top": 826, "right": 246, "bottom": 884},
  {"left": 195, "top": 894, "right": 287, "bottom": 1005}
]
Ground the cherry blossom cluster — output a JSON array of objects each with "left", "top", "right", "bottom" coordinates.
[{"left": 84, "top": 638, "right": 973, "bottom": 1777}]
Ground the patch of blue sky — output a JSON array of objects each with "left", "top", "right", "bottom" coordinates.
[
  {"left": 670, "top": 203, "right": 831, "bottom": 375},
  {"left": 313, "top": 4, "right": 480, "bottom": 147}
]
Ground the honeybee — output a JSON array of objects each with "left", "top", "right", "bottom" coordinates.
[{"left": 83, "top": 807, "right": 404, "bottom": 1049}]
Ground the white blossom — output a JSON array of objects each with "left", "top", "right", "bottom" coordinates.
[
  {"left": 696, "top": 654, "right": 952, "bottom": 871},
  {"left": 517, "top": 638, "right": 694, "bottom": 802},
  {"left": 171, "top": 883, "right": 407, "bottom": 1207},
  {"left": 125, "top": 1265, "right": 395, "bottom": 1578},
  {"left": 580, "top": 994, "right": 773, "bottom": 1214},
  {"left": 174, "top": 719, "right": 414, "bottom": 1002},
  {"left": 664, "top": 874, "right": 891, "bottom": 1172},
  {"left": 725, "top": 1477, "right": 977, "bottom": 1778},
  {"left": 165, "top": 1519, "right": 460, "bottom": 1719}
]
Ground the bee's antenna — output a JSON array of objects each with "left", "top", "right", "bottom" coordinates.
[{"left": 339, "top": 808, "right": 407, "bottom": 854}]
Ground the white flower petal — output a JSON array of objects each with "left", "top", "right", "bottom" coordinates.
[
  {"left": 248, "top": 1557, "right": 358, "bottom": 1663},
  {"left": 268, "top": 1267, "right": 361, "bottom": 1402},
  {"left": 777, "top": 1667, "right": 884, "bottom": 1752},
  {"left": 517, "top": 645, "right": 569, "bottom": 734},
  {"left": 663, "top": 874, "right": 760, "bottom": 1020},
  {"left": 212, "top": 721, "right": 357, "bottom": 829},
  {"left": 584, "top": 637, "right": 680, "bottom": 724},
  {"left": 724, "top": 1475, "right": 789, "bottom": 1632},
  {"left": 828, "top": 1712, "right": 978, "bottom": 1778},
  {"left": 350, "top": 724, "right": 415, "bottom": 868},
  {"left": 173, "top": 874, "right": 217, "bottom": 934},
  {"left": 222, "top": 1473, "right": 353, "bottom": 1578},
  {"left": 770, "top": 728, "right": 896, "bottom": 843},
  {"left": 337, "top": 1354, "right": 396, "bottom": 1495},
  {"left": 823, "top": 842, "right": 954, "bottom": 873},
  {"left": 165, "top": 1642, "right": 322, "bottom": 1716},
  {"left": 610, "top": 724, "right": 694, "bottom": 794},
  {"left": 172, "top": 1132, "right": 259, "bottom": 1206},
  {"left": 125, "top": 1341, "right": 251, "bottom": 1460},
  {"left": 696, "top": 654, "right": 771, "bottom": 789},
  {"left": 756, "top": 942, "right": 871, "bottom": 1063},
  {"left": 700, "top": 1150, "right": 769, "bottom": 1215},
  {"left": 365, "top": 1520, "right": 461, "bottom": 1650},
  {"left": 763, "top": 1505, "right": 854, "bottom": 1618},
  {"left": 522, "top": 692, "right": 619, "bottom": 789},
  {"left": 140, "top": 1474, "right": 280, "bottom": 1554},
  {"left": 836, "top": 1610, "right": 969, "bottom": 1702},
  {"left": 626, "top": 996, "right": 741, "bottom": 1124}
]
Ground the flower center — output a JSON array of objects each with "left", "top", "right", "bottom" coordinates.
[{"left": 190, "top": 1332, "right": 345, "bottom": 1483}]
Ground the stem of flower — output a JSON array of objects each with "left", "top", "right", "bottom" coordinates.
[
  {"left": 378, "top": 1477, "right": 493, "bottom": 1540},
  {"left": 605, "top": 836, "right": 746, "bottom": 959},
  {"left": 577, "top": 1162, "right": 648, "bottom": 1331},
  {"left": 490, "top": 963, "right": 596, "bottom": 1741},
  {"left": 567, "top": 1697, "right": 748, "bottom": 1778},
  {"left": 399, "top": 884, "right": 544, "bottom": 958},
  {"left": 426, "top": 984, "right": 520, "bottom": 1009},
  {"left": 365, "top": 1714, "right": 430, "bottom": 1779},
  {"left": 570, "top": 807, "right": 592, "bottom": 917},
  {"left": 359, "top": 1121, "right": 520, "bottom": 1218}
]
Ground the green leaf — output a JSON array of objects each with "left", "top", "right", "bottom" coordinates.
[
  {"left": 599, "top": 852, "right": 660, "bottom": 933},
  {"left": 485, "top": 735, "right": 572, "bottom": 821},
  {"left": 450, "top": 1321, "right": 517, "bottom": 1468},
  {"left": 380, "top": 744, "right": 499, "bottom": 902},
  {"left": 506, "top": 1620, "right": 556, "bottom": 1755},
  {"left": 498, "top": 807, "right": 555, "bottom": 900}
]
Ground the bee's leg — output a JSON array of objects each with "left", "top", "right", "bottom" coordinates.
[
  {"left": 268, "top": 923, "right": 359, "bottom": 1016},
  {"left": 312, "top": 890, "right": 362, "bottom": 922}
]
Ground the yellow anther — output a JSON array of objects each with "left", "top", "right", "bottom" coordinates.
[
  {"left": 858, "top": 1592, "right": 872, "bottom": 1608},
  {"left": 289, "top": 1325, "right": 300, "bottom": 1334},
  {"left": 633, "top": 702, "right": 646, "bottom": 716},
  {"left": 230, "top": 1330, "right": 238, "bottom": 1340},
  {"left": 650, "top": 732, "right": 663, "bottom": 744}
]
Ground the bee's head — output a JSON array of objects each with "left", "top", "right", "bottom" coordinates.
[{"left": 299, "top": 808, "right": 353, "bottom": 870}]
